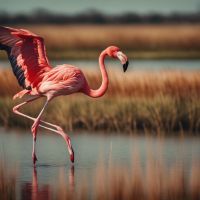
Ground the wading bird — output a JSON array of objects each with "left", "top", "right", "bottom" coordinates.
[{"left": 0, "top": 26, "right": 129, "bottom": 164}]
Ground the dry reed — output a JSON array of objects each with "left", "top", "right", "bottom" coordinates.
[
  {"left": 0, "top": 69, "right": 199, "bottom": 133},
  {"left": 0, "top": 69, "right": 200, "bottom": 98}
]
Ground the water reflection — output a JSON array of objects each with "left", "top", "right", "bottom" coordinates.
[
  {"left": 69, "top": 166, "right": 75, "bottom": 192},
  {"left": 0, "top": 130, "right": 200, "bottom": 199},
  {"left": 21, "top": 165, "right": 75, "bottom": 200},
  {"left": 21, "top": 166, "right": 50, "bottom": 200},
  {"left": 1, "top": 59, "right": 200, "bottom": 70}
]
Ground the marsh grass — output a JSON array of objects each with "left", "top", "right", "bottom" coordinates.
[
  {"left": 0, "top": 69, "right": 199, "bottom": 133},
  {"left": 0, "top": 69, "right": 200, "bottom": 98}
]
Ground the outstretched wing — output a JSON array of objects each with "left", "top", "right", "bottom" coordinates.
[{"left": 0, "top": 26, "right": 52, "bottom": 89}]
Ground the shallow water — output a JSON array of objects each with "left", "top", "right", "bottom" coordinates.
[
  {"left": 1, "top": 59, "right": 200, "bottom": 71},
  {"left": 0, "top": 128, "right": 200, "bottom": 199}
]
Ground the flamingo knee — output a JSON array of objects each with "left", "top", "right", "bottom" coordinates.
[
  {"left": 31, "top": 121, "right": 39, "bottom": 136},
  {"left": 13, "top": 105, "right": 20, "bottom": 113}
]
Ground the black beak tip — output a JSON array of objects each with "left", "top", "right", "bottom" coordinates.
[{"left": 123, "top": 60, "right": 129, "bottom": 72}]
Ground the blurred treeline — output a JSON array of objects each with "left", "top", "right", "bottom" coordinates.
[{"left": 1, "top": 9, "right": 200, "bottom": 24}]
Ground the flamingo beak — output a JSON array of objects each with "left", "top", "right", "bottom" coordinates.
[
  {"left": 123, "top": 61, "right": 129, "bottom": 72},
  {"left": 116, "top": 51, "right": 129, "bottom": 72}
]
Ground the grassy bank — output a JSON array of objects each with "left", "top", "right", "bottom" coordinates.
[
  {"left": 1, "top": 96, "right": 199, "bottom": 133},
  {"left": 0, "top": 69, "right": 199, "bottom": 133},
  {"left": 0, "top": 24, "right": 200, "bottom": 59}
]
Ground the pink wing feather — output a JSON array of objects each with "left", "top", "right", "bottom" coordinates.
[{"left": 0, "top": 26, "right": 52, "bottom": 89}]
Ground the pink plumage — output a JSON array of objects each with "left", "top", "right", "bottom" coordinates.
[{"left": 0, "top": 26, "right": 129, "bottom": 164}]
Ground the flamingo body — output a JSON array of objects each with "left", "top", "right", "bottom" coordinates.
[
  {"left": 0, "top": 26, "right": 129, "bottom": 164},
  {"left": 38, "top": 65, "right": 85, "bottom": 99}
]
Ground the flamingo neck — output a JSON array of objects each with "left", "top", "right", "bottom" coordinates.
[{"left": 84, "top": 50, "right": 109, "bottom": 98}]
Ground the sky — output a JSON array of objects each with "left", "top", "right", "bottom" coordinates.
[{"left": 0, "top": 0, "right": 200, "bottom": 14}]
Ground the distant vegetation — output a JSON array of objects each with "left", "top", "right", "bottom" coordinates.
[
  {"left": 1, "top": 9, "right": 200, "bottom": 24},
  {"left": 0, "top": 69, "right": 199, "bottom": 134},
  {"left": 0, "top": 24, "right": 200, "bottom": 59}
]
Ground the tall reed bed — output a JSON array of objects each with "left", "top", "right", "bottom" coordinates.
[
  {"left": 0, "top": 69, "right": 199, "bottom": 133},
  {"left": 0, "top": 69, "right": 200, "bottom": 98},
  {"left": 0, "top": 95, "right": 199, "bottom": 133}
]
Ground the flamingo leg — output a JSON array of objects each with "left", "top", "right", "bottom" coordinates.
[
  {"left": 13, "top": 96, "right": 74, "bottom": 163},
  {"left": 32, "top": 100, "right": 49, "bottom": 163}
]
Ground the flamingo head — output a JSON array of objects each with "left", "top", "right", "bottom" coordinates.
[{"left": 106, "top": 46, "right": 129, "bottom": 72}]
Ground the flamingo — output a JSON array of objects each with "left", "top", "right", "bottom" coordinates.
[{"left": 0, "top": 26, "right": 129, "bottom": 164}]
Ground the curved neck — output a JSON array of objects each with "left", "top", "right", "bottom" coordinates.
[{"left": 84, "top": 50, "right": 109, "bottom": 98}]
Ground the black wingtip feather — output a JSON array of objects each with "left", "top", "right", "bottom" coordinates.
[
  {"left": 0, "top": 43, "right": 29, "bottom": 89},
  {"left": 9, "top": 55, "right": 27, "bottom": 88}
]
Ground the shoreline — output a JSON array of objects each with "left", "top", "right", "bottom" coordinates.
[{"left": 1, "top": 50, "right": 200, "bottom": 60}]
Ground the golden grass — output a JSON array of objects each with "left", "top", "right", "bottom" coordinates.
[
  {"left": 0, "top": 69, "right": 199, "bottom": 133},
  {"left": 86, "top": 69, "right": 200, "bottom": 98},
  {"left": 1, "top": 24, "right": 200, "bottom": 59},
  {"left": 0, "top": 69, "right": 200, "bottom": 98}
]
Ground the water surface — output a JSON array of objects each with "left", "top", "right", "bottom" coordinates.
[
  {"left": 0, "top": 59, "right": 200, "bottom": 71},
  {"left": 0, "top": 129, "right": 200, "bottom": 198}
]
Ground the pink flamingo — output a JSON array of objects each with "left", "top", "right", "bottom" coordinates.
[{"left": 0, "top": 26, "right": 129, "bottom": 164}]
